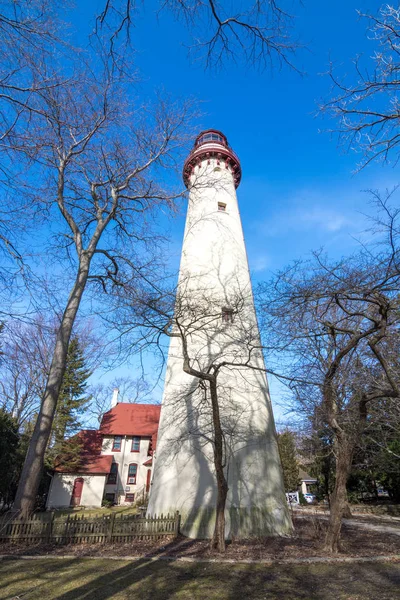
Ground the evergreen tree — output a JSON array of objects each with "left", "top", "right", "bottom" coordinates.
[
  {"left": 277, "top": 430, "right": 300, "bottom": 493},
  {"left": 376, "top": 439, "right": 400, "bottom": 502},
  {"left": 47, "top": 337, "right": 92, "bottom": 465},
  {"left": 307, "top": 428, "right": 335, "bottom": 501},
  {"left": 0, "top": 409, "right": 21, "bottom": 508}
]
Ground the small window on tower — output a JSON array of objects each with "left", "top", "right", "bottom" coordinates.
[
  {"left": 222, "top": 307, "right": 234, "bottom": 323},
  {"left": 218, "top": 202, "right": 226, "bottom": 212}
]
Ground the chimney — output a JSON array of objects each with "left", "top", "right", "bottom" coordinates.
[{"left": 111, "top": 387, "right": 119, "bottom": 408}]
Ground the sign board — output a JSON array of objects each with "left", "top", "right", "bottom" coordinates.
[{"left": 285, "top": 491, "right": 299, "bottom": 505}]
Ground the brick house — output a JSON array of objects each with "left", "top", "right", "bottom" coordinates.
[{"left": 46, "top": 403, "right": 161, "bottom": 509}]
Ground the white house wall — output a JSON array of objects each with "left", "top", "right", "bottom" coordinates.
[
  {"left": 102, "top": 435, "right": 152, "bottom": 504},
  {"left": 47, "top": 474, "right": 106, "bottom": 509}
]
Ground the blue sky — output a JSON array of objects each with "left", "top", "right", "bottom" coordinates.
[
  {"left": 114, "top": 0, "right": 395, "bottom": 277},
  {"left": 75, "top": 1, "right": 397, "bottom": 418}
]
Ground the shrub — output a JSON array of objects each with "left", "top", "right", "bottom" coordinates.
[{"left": 299, "top": 492, "right": 308, "bottom": 506}]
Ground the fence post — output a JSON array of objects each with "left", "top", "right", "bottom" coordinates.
[
  {"left": 64, "top": 515, "right": 70, "bottom": 543},
  {"left": 107, "top": 513, "right": 116, "bottom": 543},
  {"left": 174, "top": 511, "right": 180, "bottom": 537},
  {"left": 102, "top": 515, "right": 107, "bottom": 544},
  {"left": 47, "top": 512, "right": 55, "bottom": 543}
]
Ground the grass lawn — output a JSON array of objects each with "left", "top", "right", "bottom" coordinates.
[{"left": 0, "top": 557, "right": 400, "bottom": 600}]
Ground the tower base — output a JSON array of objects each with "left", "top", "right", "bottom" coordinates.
[
  {"left": 149, "top": 504, "right": 293, "bottom": 540},
  {"left": 185, "top": 506, "right": 293, "bottom": 540}
]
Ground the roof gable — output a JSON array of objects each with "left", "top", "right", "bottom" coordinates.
[
  {"left": 53, "top": 429, "right": 108, "bottom": 474},
  {"left": 299, "top": 467, "right": 317, "bottom": 483},
  {"left": 99, "top": 403, "right": 161, "bottom": 437},
  {"left": 54, "top": 454, "right": 113, "bottom": 475}
]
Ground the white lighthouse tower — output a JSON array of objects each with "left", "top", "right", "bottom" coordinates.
[{"left": 147, "top": 130, "right": 292, "bottom": 539}]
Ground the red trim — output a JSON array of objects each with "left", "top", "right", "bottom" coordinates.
[
  {"left": 183, "top": 129, "right": 241, "bottom": 189},
  {"left": 70, "top": 478, "right": 84, "bottom": 507}
]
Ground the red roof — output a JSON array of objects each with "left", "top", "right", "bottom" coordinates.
[
  {"left": 54, "top": 454, "right": 113, "bottom": 475},
  {"left": 99, "top": 403, "right": 161, "bottom": 449},
  {"left": 54, "top": 430, "right": 112, "bottom": 475},
  {"left": 77, "top": 429, "right": 103, "bottom": 453},
  {"left": 53, "top": 405, "right": 161, "bottom": 474}
]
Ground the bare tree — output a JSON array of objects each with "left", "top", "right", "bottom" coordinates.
[
  {"left": 110, "top": 272, "right": 290, "bottom": 552},
  {"left": 0, "top": 314, "right": 111, "bottom": 428},
  {"left": 96, "top": 0, "right": 300, "bottom": 70},
  {"left": 257, "top": 197, "right": 400, "bottom": 552},
  {"left": 323, "top": 4, "right": 400, "bottom": 168},
  {"left": 6, "top": 42, "right": 192, "bottom": 515},
  {"left": 0, "top": 1, "right": 75, "bottom": 307},
  {"left": 0, "top": 0, "right": 65, "bottom": 142},
  {"left": 0, "top": 317, "right": 53, "bottom": 428},
  {"left": 87, "top": 376, "right": 155, "bottom": 425},
  {"left": 1, "top": 0, "right": 300, "bottom": 520}
]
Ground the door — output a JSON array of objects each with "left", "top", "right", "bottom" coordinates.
[
  {"left": 146, "top": 469, "right": 151, "bottom": 493},
  {"left": 70, "top": 477, "right": 84, "bottom": 507}
]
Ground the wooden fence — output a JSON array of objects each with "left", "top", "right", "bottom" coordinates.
[{"left": 0, "top": 511, "right": 180, "bottom": 545}]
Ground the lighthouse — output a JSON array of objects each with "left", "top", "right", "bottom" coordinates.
[{"left": 147, "top": 130, "right": 292, "bottom": 539}]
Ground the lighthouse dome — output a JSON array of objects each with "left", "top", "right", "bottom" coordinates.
[{"left": 183, "top": 128, "right": 242, "bottom": 189}]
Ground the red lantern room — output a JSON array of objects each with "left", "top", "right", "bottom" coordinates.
[{"left": 183, "top": 129, "right": 242, "bottom": 189}]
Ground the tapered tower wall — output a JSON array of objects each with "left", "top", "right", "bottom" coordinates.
[{"left": 147, "top": 131, "right": 292, "bottom": 539}]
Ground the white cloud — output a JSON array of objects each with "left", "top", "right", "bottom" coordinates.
[
  {"left": 259, "top": 205, "right": 352, "bottom": 236},
  {"left": 255, "top": 182, "right": 370, "bottom": 238},
  {"left": 300, "top": 207, "right": 350, "bottom": 232}
]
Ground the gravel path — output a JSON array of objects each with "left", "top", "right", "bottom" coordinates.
[{"left": 295, "top": 512, "right": 400, "bottom": 536}]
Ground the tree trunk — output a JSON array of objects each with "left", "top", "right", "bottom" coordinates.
[
  {"left": 324, "top": 436, "right": 354, "bottom": 553},
  {"left": 209, "top": 378, "right": 228, "bottom": 553},
  {"left": 12, "top": 256, "right": 91, "bottom": 517}
]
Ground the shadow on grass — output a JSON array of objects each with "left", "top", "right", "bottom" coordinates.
[
  {"left": 54, "top": 560, "right": 400, "bottom": 600},
  {"left": 144, "top": 535, "right": 202, "bottom": 557},
  {"left": 51, "top": 558, "right": 199, "bottom": 600},
  {"left": 0, "top": 557, "right": 71, "bottom": 593},
  {"left": 2, "top": 557, "right": 399, "bottom": 600}
]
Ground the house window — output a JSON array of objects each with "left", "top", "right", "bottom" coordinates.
[
  {"left": 112, "top": 436, "right": 122, "bottom": 451},
  {"left": 222, "top": 307, "right": 234, "bottom": 323},
  {"left": 105, "top": 493, "right": 115, "bottom": 503},
  {"left": 127, "top": 463, "right": 138, "bottom": 485},
  {"left": 131, "top": 436, "right": 140, "bottom": 452},
  {"left": 107, "top": 462, "right": 118, "bottom": 484},
  {"left": 218, "top": 202, "right": 226, "bottom": 211},
  {"left": 125, "top": 493, "right": 135, "bottom": 503}
]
